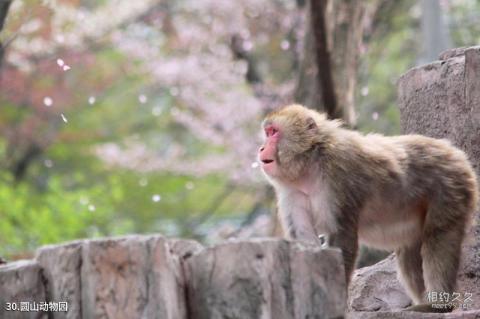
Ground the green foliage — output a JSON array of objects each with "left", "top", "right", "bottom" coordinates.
[
  {"left": 449, "top": 0, "right": 480, "bottom": 47},
  {"left": 357, "top": 1, "right": 417, "bottom": 135},
  {"left": 0, "top": 173, "right": 113, "bottom": 257},
  {"left": 0, "top": 156, "right": 251, "bottom": 259}
]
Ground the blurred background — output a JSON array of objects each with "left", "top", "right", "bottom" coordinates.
[{"left": 0, "top": 0, "right": 479, "bottom": 261}]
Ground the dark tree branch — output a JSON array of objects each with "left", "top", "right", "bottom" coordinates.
[
  {"left": 197, "top": 184, "right": 235, "bottom": 224},
  {"left": 230, "top": 34, "right": 262, "bottom": 84},
  {"left": 0, "top": 0, "right": 12, "bottom": 70},
  {"left": 296, "top": 0, "right": 307, "bottom": 8},
  {"left": 11, "top": 143, "right": 43, "bottom": 182},
  {"left": 183, "top": 183, "right": 236, "bottom": 237},
  {"left": 309, "top": 0, "right": 338, "bottom": 119},
  {"left": 0, "top": 0, "right": 11, "bottom": 31},
  {"left": 241, "top": 186, "right": 274, "bottom": 227},
  {"left": 295, "top": 0, "right": 383, "bottom": 127}
]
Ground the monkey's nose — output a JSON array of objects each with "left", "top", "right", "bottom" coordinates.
[{"left": 259, "top": 146, "right": 265, "bottom": 152}]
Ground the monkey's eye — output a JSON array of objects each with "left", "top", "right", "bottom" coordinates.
[{"left": 265, "top": 126, "right": 279, "bottom": 137}]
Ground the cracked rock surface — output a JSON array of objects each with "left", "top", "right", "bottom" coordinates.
[
  {"left": 1, "top": 236, "right": 346, "bottom": 319},
  {"left": 184, "top": 239, "right": 345, "bottom": 319}
]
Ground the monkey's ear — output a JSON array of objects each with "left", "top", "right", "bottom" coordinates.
[{"left": 306, "top": 117, "right": 318, "bottom": 131}]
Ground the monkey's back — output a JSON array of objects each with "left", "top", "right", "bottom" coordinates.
[
  {"left": 397, "top": 135, "right": 477, "bottom": 221},
  {"left": 396, "top": 135, "right": 477, "bottom": 202},
  {"left": 355, "top": 134, "right": 477, "bottom": 249}
]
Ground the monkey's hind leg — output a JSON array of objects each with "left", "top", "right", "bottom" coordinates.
[
  {"left": 396, "top": 241, "right": 425, "bottom": 305},
  {"left": 417, "top": 213, "right": 467, "bottom": 313}
]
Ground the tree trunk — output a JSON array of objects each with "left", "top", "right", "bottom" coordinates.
[{"left": 295, "top": 0, "right": 380, "bottom": 127}]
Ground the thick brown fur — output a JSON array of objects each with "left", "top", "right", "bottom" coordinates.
[{"left": 259, "top": 104, "right": 478, "bottom": 312}]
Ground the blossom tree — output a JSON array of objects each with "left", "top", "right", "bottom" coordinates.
[
  {"left": 1, "top": 0, "right": 163, "bottom": 180},
  {"left": 95, "top": 0, "right": 301, "bottom": 185}
]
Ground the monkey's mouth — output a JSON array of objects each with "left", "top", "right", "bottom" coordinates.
[{"left": 261, "top": 159, "right": 274, "bottom": 164}]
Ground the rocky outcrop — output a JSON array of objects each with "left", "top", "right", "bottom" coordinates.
[
  {"left": 398, "top": 45, "right": 480, "bottom": 176},
  {"left": 184, "top": 239, "right": 345, "bottom": 319},
  {"left": 0, "top": 260, "right": 47, "bottom": 319},
  {"left": 348, "top": 255, "right": 410, "bottom": 312},
  {"left": 36, "top": 241, "right": 82, "bottom": 319},
  {"left": 348, "top": 46, "right": 480, "bottom": 318},
  {"left": 0, "top": 236, "right": 346, "bottom": 319}
]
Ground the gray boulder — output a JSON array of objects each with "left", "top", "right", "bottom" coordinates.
[
  {"left": 184, "top": 239, "right": 346, "bottom": 319},
  {"left": 0, "top": 260, "right": 47, "bottom": 319}
]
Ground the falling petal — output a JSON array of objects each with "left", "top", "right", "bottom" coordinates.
[
  {"left": 88, "top": 96, "right": 96, "bottom": 105},
  {"left": 43, "top": 97, "right": 53, "bottom": 106},
  {"left": 63, "top": 65, "right": 71, "bottom": 71},
  {"left": 280, "top": 40, "right": 290, "bottom": 50},
  {"left": 242, "top": 41, "right": 253, "bottom": 51},
  {"left": 138, "top": 94, "right": 147, "bottom": 104},
  {"left": 361, "top": 87, "right": 369, "bottom": 97},
  {"left": 56, "top": 58, "right": 65, "bottom": 67},
  {"left": 61, "top": 113, "right": 68, "bottom": 123},
  {"left": 88, "top": 204, "right": 96, "bottom": 212},
  {"left": 152, "top": 194, "right": 161, "bottom": 202},
  {"left": 251, "top": 162, "right": 259, "bottom": 168},
  {"left": 372, "top": 112, "right": 379, "bottom": 121}
]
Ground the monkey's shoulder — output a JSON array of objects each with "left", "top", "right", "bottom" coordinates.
[{"left": 357, "top": 133, "right": 468, "bottom": 163}]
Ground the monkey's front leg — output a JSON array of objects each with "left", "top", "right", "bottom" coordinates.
[
  {"left": 277, "top": 192, "right": 320, "bottom": 245},
  {"left": 328, "top": 224, "right": 359, "bottom": 287}
]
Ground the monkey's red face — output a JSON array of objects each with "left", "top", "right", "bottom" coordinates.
[
  {"left": 259, "top": 124, "right": 280, "bottom": 176},
  {"left": 259, "top": 105, "right": 323, "bottom": 182}
]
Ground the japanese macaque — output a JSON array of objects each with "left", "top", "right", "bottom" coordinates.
[{"left": 258, "top": 104, "right": 478, "bottom": 313}]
